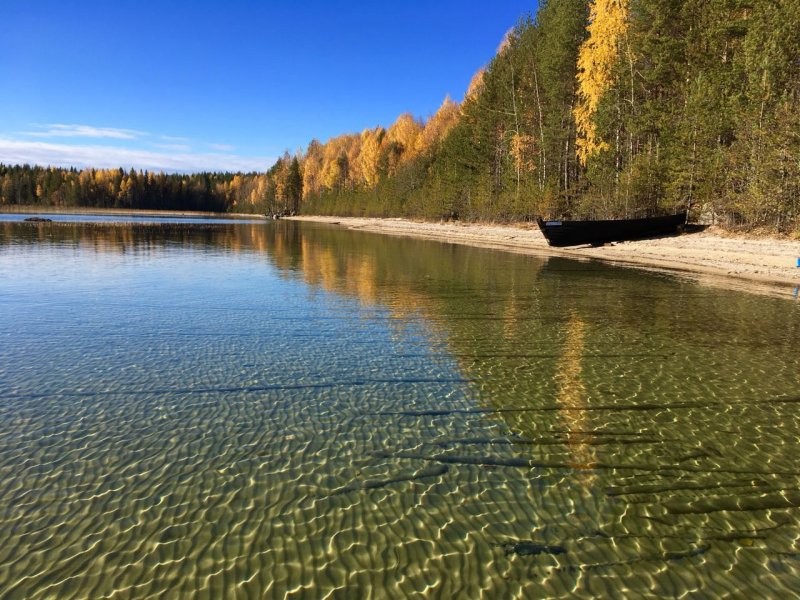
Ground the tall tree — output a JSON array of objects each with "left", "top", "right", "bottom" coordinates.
[
  {"left": 574, "top": 0, "right": 630, "bottom": 165},
  {"left": 286, "top": 157, "right": 303, "bottom": 214}
]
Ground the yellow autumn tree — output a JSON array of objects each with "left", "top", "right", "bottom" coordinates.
[
  {"left": 118, "top": 174, "right": 134, "bottom": 205},
  {"left": 272, "top": 153, "right": 301, "bottom": 208},
  {"left": 320, "top": 135, "right": 356, "bottom": 190},
  {"left": 382, "top": 114, "right": 422, "bottom": 175},
  {"left": 343, "top": 134, "right": 363, "bottom": 186},
  {"left": 574, "top": 0, "right": 629, "bottom": 165},
  {"left": 358, "top": 127, "right": 385, "bottom": 188},
  {"left": 228, "top": 174, "right": 244, "bottom": 208},
  {"left": 302, "top": 140, "right": 324, "bottom": 198},
  {"left": 414, "top": 96, "right": 460, "bottom": 155},
  {"left": 247, "top": 174, "right": 268, "bottom": 206},
  {"left": 464, "top": 68, "right": 486, "bottom": 105},
  {"left": 387, "top": 114, "right": 422, "bottom": 156},
  {"left": 509, "top": 132, "right": 537, "bottom": 177}
]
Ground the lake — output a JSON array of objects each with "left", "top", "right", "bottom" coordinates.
[{"left": 1, "top": 216, "right": 799, "bottom": 598}]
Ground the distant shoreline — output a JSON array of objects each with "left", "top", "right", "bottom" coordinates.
[
  {"left": 0, "top": 206, "right": 263, "bottom": 219},
  {"left": 289, "top": 215, "right": 800, "bottom": 299}
]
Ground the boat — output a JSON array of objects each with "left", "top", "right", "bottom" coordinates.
[{"left": 537, "top": 211, "right": 687, "bottom": 247}]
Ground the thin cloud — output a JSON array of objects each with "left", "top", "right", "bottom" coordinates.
[
  {"left": 23, "top": 123, "right": 145, "bottom": 140},
  {"left": 160, "top": 134, "right": 192, "bottom": 143},
  {"left": 151, "top": 142, "right": 193, "bottom": 152},
  {"left": 207, "top": 143, "right": 235, "bottom": 152},
  {"left": 0, "top": 138, "right": 273, "bottom": 173}
]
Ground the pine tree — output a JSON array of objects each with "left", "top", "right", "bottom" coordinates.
[{"left": 286, "top": 157, "right": 303, "bottom": 214}]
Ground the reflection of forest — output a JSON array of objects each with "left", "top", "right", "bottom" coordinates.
[
  {"left": 554, "top": 312, "right": 597, "bottom": 474},
  {"left": 1, "top": 221, "right": 278, "bottom": 256},
  {"left": 253, "top": 223, "right": 800, "bottom": 481},
  {"left": 7, "top": 219, "right": 799, "bottom": 472},
  {"left": 241, "top": 223, "right": 800, "bottom": 463}
]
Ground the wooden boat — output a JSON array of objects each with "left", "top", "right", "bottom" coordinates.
[{"left": 537, "top": 211, "right": 687, "bottom": 247}]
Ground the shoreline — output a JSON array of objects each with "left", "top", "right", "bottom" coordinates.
[
  {"left": 288, "top": 215, "right": 800, "bottom": 299},
  {"left": 3, "top": 206, "right": 798, "bottom": 298},
  {"left": 0, "top": 206, "right": 263, "bottom": 219}
]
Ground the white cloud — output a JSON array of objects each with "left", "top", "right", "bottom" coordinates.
[
  {"left": 207, "top": 143, "right": 235, "bottom": 152},
  {"left": 0, "top": 138, "right": 273, "bottom": 173},
  {"left": 23, "top": 123, "right": 145, "bottom": 140},
  {"left": 160, "top": 135, "right": 191, "bottom": 143},
  {"left": 151, "top": 142, "right": 193, "bottom": 152}
]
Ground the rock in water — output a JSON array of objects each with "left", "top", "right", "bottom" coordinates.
[{"left": 500, "top": 541, "right": 567, "bottom": 557}]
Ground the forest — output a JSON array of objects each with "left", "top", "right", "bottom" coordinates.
[
  {"left": 0, "top": 164, "right": 294, "bottom": 215},
  {"left": 2, "top": 0, "right": 799, "bottom": 231},
  {"left": 296, "top": 0, "right": 800, "bottom": 231}
]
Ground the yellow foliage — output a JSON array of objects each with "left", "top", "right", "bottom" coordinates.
[
  {"left": 387, "top": 114, "right": 422, "bottom": 155},
  {"left": 496, "top": 28, "right": 514, "bottom": 55},
  {"left": 302, "top": 140, "right": 324, "bottom": 198},
  {"left": 78, "top": 169, "right": 93, "bottom": 188},
  {"left": 509, "top": 132, "right": 537, "bottom": 175},
  {"left": 415, "top": 96, "right": 460, "bottom": 155},
  {"left": 574, "top": 0, "right": 629, "bottom": 165},
  {"left": 118, "top": 176, "right": 133, "bottom": 199},
  {"left": 320, "top": 135, "right": 356, "bottom": 189},
  {"left": 358, "top": 128, "right": 384, "bottom": 188},
  {"left": 379, "top": 114, "right": 422, "bottom": 177},
  {"left": 464, "top": 68, "right": 486, "bottom": 104},
  {"left": 248, "top": 175, "right": 267, "bottom": 205},
  {"left": 300, "top": 104, "right": 449, "bottom": 195},
  {"left": 343, "top": 135, "right": 363, "bottom": 185},
  {"left": 272, "top": 158, "right": 291, "bottom": 203}
]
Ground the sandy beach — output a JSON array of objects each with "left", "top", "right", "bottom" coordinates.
[{"left": 289, "top": 215, "right": 800, "bottom": 298}]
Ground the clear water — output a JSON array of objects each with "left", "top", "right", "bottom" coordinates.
[{"left": 1, "top": 218, "right": 799, "bottom": 598}]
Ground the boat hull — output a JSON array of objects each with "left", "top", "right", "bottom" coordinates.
[{"left": 537, "top": 212, "right": 687, "bottom": 247}]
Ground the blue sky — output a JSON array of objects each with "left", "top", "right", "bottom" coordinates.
[{"left": 0, "top": 1, "right": 536, "bottom": 173}]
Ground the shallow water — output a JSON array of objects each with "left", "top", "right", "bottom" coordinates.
[{"left": 1, "top": 218, "right": 799, "bottom": 598}]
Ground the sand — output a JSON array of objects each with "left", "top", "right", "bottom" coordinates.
[{"left": 289, "top": 215, "right": 800, "bottom": 298}]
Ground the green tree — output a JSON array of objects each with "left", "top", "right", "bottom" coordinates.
[{"left": 286, "top": 157, "right": 303, "bottom": 214}]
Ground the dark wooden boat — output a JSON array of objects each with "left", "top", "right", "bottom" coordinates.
[{"left": 537, "top": 211, "right": 687, "bottom": 247}]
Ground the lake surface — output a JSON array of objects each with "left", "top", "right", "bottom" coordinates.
[{"left": 1, "top": 217, "right": 799, "bottom": 598}]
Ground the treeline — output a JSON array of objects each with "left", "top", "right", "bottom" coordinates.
[
  {"left": 0, "top": 164, "right": 285, "bottom": 214},
  {"left": 296, "top": 0, "right": 800, "bottom": 230}
]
